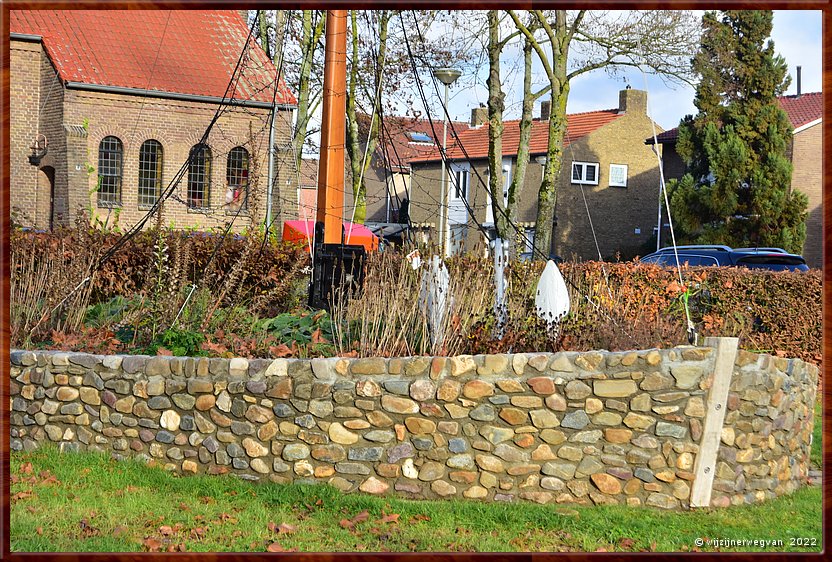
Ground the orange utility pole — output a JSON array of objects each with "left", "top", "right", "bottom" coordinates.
[
  {"left": 308, "top": 10, "right": 366, "bottom": 310},
  {"left": 316, "top": 9, "right": 347, "bottom": 244}
]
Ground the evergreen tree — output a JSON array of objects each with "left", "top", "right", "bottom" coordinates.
[{"left": 668, "top": 10, "right": 807, "bottom": 253}]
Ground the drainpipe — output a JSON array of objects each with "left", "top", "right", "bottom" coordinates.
[{"left": 266, "top": 104, "right": 277, "bottom": 234}]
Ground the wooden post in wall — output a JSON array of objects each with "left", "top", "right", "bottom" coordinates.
[{"left": 690, "top": 336, "right": 739, "bottom": 508}]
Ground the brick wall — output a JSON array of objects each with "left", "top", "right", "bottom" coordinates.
[
  {"left": 790, "top": 124, "right": 822, "bottom": 268},
  {"left": 10, "top": 36, "right": 299, "bottom": 234},
  {"left": 550, "top": 111, "right": 663, "bottom": 261},
  {"left": 9, "top": 39, "right": 41, "bottom": 226}
]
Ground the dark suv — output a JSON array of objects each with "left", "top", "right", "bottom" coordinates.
[{"left": 639, "top": 245, "right": 809, "bottom": 272}]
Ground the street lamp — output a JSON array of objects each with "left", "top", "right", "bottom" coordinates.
[{"left": 433, "top": 67, "right": 462, "bottom": 257}]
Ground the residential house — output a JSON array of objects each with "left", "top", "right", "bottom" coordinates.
[
  {"left": 297, "top": 158, "right": 320, "bottom": 221},
  {"left": 10, "top": 10, "right": 298, "bottom": 234},
  {"left": 646, "top": 91, "right": 822, "bottom": 268},
  {"left": 408, "top": 88, "right": 666, "bottom": 260}
]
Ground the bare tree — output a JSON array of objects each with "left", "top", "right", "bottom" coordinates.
[{"left": 505, "top": 10, "right": 699, "bottom": 258}]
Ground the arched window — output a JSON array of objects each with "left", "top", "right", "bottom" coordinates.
[
  {"left": 187, "top": 143, "right": 211, "bottom": 209},
  {"left": 225, "top": 146, "right": 249, "bottom": 212},
  {"left": 97, "top": 136, "right": 123, "bottom": 206},
  {"left": 138, "top": 140, "right": 163, "bottom": 208}
]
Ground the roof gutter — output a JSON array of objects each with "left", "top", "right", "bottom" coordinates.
[
  {"left": 10, "top": 32, "right": 43, "bottom": 42},
  {"left": 64, "top": 81, "right": 295, "bottom": 110},
  {"left": 793, "top": 118, "right": 822, "bottom": 134}
]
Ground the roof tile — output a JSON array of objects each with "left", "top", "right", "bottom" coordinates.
[
  {"left": 647, "top": 92, "right": 822, "bottom": 144},
  {"left": 10, "top": 10, "right": 295, "bottom": 105},
  {"left": 409, "top": 110, "right": 622, "bottom": 163}
]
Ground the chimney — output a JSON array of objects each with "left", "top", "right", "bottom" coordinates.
[
  {"left": 618, "top": 87, "right": 647, "bottom": 114},
  {"left": 470, "top": 104, "right": 488, "bottom": 127},
  {"left": 540, "top": 100, "right": 551, "bottom": 121},
  {"left": 796, "top": 66, "right": 802, "bottom": 97}
]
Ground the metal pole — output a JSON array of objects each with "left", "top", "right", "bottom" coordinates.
[
  {"left": 439, "top": 82, "right": 449, "bottom": 257},
  {"left": 266, "top": 103, "right": 276, "bottom": 234},
  {"left": 656, "top": 176, "right": 663, "bottom": 251}
]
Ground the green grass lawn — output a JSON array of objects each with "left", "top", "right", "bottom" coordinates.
[
  {"left": 10, "top": 433, "right": 822, "bottom": 553},
  {"left": 811, "top": 399, "right": 822, "bottom": 468}
]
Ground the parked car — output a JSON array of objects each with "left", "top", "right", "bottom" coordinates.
[
  {"left": 518, "top": 251, "right": 563, "bottom": 263},
  {"left": 639, "top": 245, "right": 809, "bottom": 272}
]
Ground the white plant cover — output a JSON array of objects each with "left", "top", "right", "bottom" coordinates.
[
  {"left": 418, "top": 255, "right": 450, "bottom": 349},
  {"left": 535, "top": 260, "right": 570, "bottom": 328}
]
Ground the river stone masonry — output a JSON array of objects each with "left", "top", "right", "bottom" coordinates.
[{"left": 9, "top": 346, "right": 817, "bottom": 509}]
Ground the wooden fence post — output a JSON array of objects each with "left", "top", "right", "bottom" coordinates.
[{"left": 690, "top": 336, "right": 739, "bottom": 508}]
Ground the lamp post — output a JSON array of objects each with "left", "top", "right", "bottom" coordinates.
[{"left": 433, "top": 67, "right": 462, "bottom": 257}]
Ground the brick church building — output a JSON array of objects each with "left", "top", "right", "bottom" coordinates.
[{"left": 10, "top": 10, "right": 298, "bottom": 233}]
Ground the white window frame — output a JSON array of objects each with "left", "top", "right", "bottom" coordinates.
[
  {"left": 571, "top": 161, "right": 599, "bottom": 185},
  {"left": 609, "top": 163, "right": 628, "bottom": 187},
  {"left": 451, "top": 165, "right": 469, "bottom": 201}
]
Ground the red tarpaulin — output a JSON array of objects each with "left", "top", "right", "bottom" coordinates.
[{"left": 282, "top": 220, "right": 379, "bottom": 252}]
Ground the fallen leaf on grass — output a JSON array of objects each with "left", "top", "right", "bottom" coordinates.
[
  {"left": 26, "top": 506, "right": 36, "bottom": 514},
  {"left": 267, "top": 542, "right": 297, "bottom": 552},
  {"left": 36, "top": 527, "right": 43, "bottom": 535},
  {"left": 20, "top": 462, "right": 33, "bottom": 475},
  {"left": 379, "top": 513, "right": 400, "bottom": 524},
  {"left": 178, "top": 503, "right": 191, "bottom": 512},
  {"left": 12, "top": 491, "right": 33, "bottom": 501},
  {"left": 190, "top": 527, "right": 207, "bottom": 540},
  {"left": 619, "top": 538, "right": 636, "bottom": 550},
  {"left": 143, "top": 538, "right": 162, "bottom": 552},
  {"left": 409, "top": 514, "right": 431, "bottom": 523},
  {"left": 268, "top": 522, "right": 297, "bottom": 535},
  {"left": 159, "top": 525, "right": 174, "bottom": 536},
  {"left": 340, "top": 510, "right": 370, "bottom": 530},
  {"left": 79, "top": 518, "right": 100, "bottom": 537}
]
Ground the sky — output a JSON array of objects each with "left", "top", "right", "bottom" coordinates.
[{"left": 437, "top": 10, "right": 822, "bottom": 131}]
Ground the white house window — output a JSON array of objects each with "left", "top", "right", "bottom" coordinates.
[
  {"left": 452, "top": 167, "right": 469, "bottom": 200},
  {"left": 609, "top": 163, "right": 628, "bottom": 187},
  {"left": 571, "top": 161, "right": 599, "bottom": 185}
]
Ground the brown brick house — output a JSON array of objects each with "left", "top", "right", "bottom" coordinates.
[
  {"left": 408, "top": 88, "right": 665, "bottom": 260},
  {"left": 646, "top": 91, "right": 822, "bottom": 268},
  {"left": 10, "top": 10, "right": 298, "bottom": 233}
]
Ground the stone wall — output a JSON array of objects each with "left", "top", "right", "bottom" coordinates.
[
  {"left": 9, "top": 347, "right": 817, "bottom": 509},
  {"left": 710, "top": 350, "right": 817, "bottom": 506}
]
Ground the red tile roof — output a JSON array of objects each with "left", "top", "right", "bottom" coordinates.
[
  {"left": 647, "top": 92, "right": 822, "bottom": 144},
  {"left": 360, "top": 114, "right": 469, "bottom": 172},
  {"left": 409, "top": 110, "right": 622, "bottom": 163},
  {"left": 777, "top": 92, "right": 823, "bottom": 128},
  {"left": 10, "top": 10, "right": 295, "bottom": 105}
]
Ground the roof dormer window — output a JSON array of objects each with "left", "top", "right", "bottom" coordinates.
[{"left": 407, "top": 132, "right": 434, "bottom": 144}]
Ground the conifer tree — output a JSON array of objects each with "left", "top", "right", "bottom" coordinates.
[{"left": 668, "top": 10, "right": 807, "bottom": 253}]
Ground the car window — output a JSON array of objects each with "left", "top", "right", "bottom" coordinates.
[{"left": 736, "top": 255, "right": 808, "bottom": 271}]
